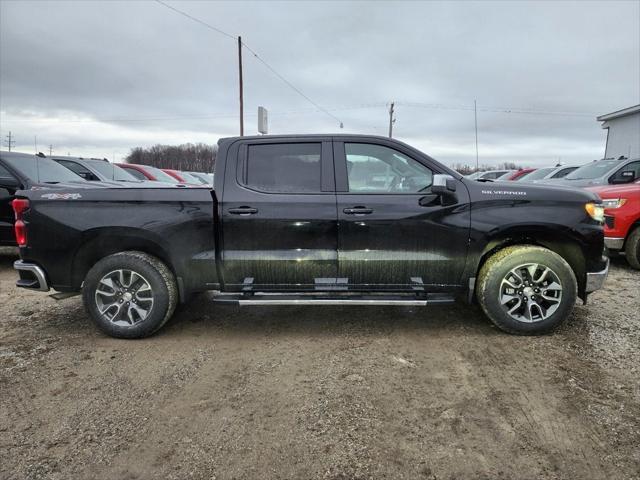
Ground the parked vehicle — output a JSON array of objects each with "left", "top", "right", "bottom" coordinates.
[
  {"left": 473, "top": 170, "right": 513, "bottom": 180},
  {"left": 500, "top": 168, "right": 537, "bottom": 181},
  {"left": 13, "top": 135, "right": 608, "bottom": 338},
  {"left": 538, "top": 157, "right": 639, "bottom": 187},
  {"left": 116, "top": 163, "right": 189, "bottom": 187},
  {"left": 53, "top": 157, "right": 142, "bottom": 183},
  {"left": 587, "top": 181, "right": 640, "bottom": 269},
  {"left": 518, "top": 165, "right": 581, "bottom": 182},
  {"left": 161, "top": 169, "right": 203, "bottom": 186},
  {"left": 0, "top": 151, "right": 105, "bottom": 246},
  {"left": 187, "top": 172, "right": 214, "bottom": 185}
]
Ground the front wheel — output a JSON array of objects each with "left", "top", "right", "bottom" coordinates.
[
  {"left": 82, "top": 251, "right": 178, "bottom": 339},
  {"left": 476, "top": 245, "right": 577, "bottom": 335}
]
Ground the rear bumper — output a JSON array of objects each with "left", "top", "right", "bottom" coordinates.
[
  {"left": 14, "top": 260, "right": 50, "bottom": 292},
  {"left": 604, "top": 237, "right": 624, "bottom": 250},
  {"left": 585, "top": 257, "right": 609, "bottom": 293}
]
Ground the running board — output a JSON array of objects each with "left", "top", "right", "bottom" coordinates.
[{"left": 212, "top": 293, "right": 455, "bottom": 306}]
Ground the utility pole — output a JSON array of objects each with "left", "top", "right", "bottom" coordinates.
[
  {"left": 474, "top": 99, "right": 479, "bottom": 170},
  {"left": 34, "top": 136, "right": 38, "bottom": 154},
  {"left": 49, "top": 144, "right": 54, "bottom": 156},
  {"left": 388, "top": 101, "right": 395, "bottom": 138},
  {"left": 4, "top": 131, "right": 15, "bottom": 151},
  {"left": 238, "top": 36, "right": 244, "bottom": 136}
]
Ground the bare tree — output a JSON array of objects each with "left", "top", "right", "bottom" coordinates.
[{"left": 125, "top": 143, "right": 217, "bottom": 172}]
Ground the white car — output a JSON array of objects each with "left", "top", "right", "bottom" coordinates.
[{"left": 517, "top": 165, "right": 581, "bottom": 183}]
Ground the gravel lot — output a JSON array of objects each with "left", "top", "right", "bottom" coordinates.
[{"left": 1, "top": 246, "right": 639, "bottom": 480}]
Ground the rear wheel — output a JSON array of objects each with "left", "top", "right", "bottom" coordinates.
[
  {"left": 477, "top": 245, "right": 577, "bottom": 335},
  {"left": 82, "top": 251, "right": 178, "bottom": 338},
  {"left": 624, "top": 227, "right": 640, "bottom": 270}
]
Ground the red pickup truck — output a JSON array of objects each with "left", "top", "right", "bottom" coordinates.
[{"left": 588, "top": 182, "right": 640, "bottom": 269}]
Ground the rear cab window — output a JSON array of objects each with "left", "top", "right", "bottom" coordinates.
[{"left": 240, "top": 143, "right": 324, "bottom": 193}]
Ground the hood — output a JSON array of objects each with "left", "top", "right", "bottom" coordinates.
[
  {"left": 586, "top": 182, "right": 640, "bottom": 197},
  {"left": 536, "top": 177, "right": 607, "bottom": 188},
  {"left": 464, "top": 178, "right": 600, "bottom": 203}
]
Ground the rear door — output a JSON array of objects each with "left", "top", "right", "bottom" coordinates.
[
  {"left": 334, "top": 138, "right": 470, "bottom": 290},
  {"left": 220, "top": 137, "right": 338, "bottom": 290}
]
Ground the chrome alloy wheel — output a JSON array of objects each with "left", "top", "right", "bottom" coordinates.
[
  {"left": 499, "top": 263, "right": 562, "bottom": 323},
  {"left": 95, "top": 269, "right": 154, "bottom": 326}
]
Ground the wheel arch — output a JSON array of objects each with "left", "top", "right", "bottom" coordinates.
[
  {"left": 474, "top": 227, "right": 587, "bottom": 299},
  {"left": 71, "top": 228, "right": 179, "bottom": 295}
]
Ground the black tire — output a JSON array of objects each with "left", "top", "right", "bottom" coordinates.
[
  {"left": 82, "top": 251, "right": 178, "bottom": 339},
  {"left": 624, "top": 226, "right": 640, "bottom": 270},
  {"left": 476, "top": 245, "right": 577, "bottom": 335}
]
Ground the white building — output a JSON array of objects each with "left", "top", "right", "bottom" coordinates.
[{"left": 597, "top": 104, "right": 640, "bottom": 159}]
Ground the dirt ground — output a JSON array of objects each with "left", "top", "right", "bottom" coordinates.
[{"left": 0, "top": 247, "right": 638, "bottom": 480}]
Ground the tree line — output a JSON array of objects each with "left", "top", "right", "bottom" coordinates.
[
  {"left": 125, "top": 143, "right": 216, "bottom": 173},
  {"left": 451, "top": 161, "right": 526, "bottom": 175}
]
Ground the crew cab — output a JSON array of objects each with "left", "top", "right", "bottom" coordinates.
[
  {"left": 12, "top": 135, "right": 609, "bottom": 338},
  {"left": 587, "top": 181, "right": 640, "bottom": 269}
]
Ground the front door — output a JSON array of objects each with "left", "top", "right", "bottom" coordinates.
[
  {"left": 334, "top": 139, "right": 470, "bottom": 290},
  {"left": 221, "top": 138, "right": 338, "bottom": 291}
]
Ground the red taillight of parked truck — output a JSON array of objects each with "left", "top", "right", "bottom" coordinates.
[{"left": 12, "top": 198, "right": 30, "bottom": 247}]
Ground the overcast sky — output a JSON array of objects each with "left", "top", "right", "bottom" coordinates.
[{"left": 1, "top": 0, "right": 639, "bottom": 167}]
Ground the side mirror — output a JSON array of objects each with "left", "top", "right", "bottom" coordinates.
[
  {"left": 432, "top": 174, "right": 457, "bottom": 194},
  {"left": 611, "top": 170, "right": 636, "bottom": 184},
  {"left": 431, "top": 174, "right": 458, "bottom": 205},
  {"left": 0, "top": 177, "right": 20, "bottom": 190}
]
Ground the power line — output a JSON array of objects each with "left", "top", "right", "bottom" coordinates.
[
  {"left": 1, "top": 104, "right": 385, "bottom": 125},
  {"left": 240, "top": 42, "right": 343, "bottom": 127},
  {"left": 154, "top": 0, "right": 235, "bottom": 40},
  {"left": 153, "top": 0, "right": 343, "bottom": 128},
  {"left": 398, "top": 101, "right": 597, "bottom": 117}
]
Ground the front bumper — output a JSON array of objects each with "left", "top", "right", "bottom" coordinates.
[
  {"left": 14, "top": 260, "right": 50, "bottom": 292},
  {"left": 604, "top": 237, "right": 624, "bottom": 250},
  {"left": 585, "top": 257, "right": 609, "bottom": 293}
]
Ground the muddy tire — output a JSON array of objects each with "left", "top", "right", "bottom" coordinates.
[
  {"left": 624, "top": 226, "right": 640, "bottom": 270},
  {"left": 82, "top": 251, "right": 178, "bottom": 339},
  {"left": 477, "top": 245, "right": 577, "bottom": 335}
]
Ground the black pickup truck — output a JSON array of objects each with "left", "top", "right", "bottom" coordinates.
[{"left": 10, "top": 135, "right": 609, "bottom": 338}]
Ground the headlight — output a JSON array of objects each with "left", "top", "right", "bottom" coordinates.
[
  {"left": 601, "top": 198, "right": 627, "bottom": 209},
  {"left": 585, "top": 202, "right": 605, "bottom": 223}
]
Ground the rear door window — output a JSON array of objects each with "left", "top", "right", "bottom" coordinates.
[
  {"left": 243, "top": 143, "right": 322, "bottom": 193},
  {"left": 58, "top": 160, "right": 98, "bottom": 180}
]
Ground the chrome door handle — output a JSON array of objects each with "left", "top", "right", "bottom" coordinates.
[
  {"left": 343, "top": 207, "right": 373, "bottom": 215},
  {"left": 228, "top": 207, "right": 258, "bottom": 215}
]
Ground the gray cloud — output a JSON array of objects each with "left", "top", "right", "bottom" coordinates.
[{"left": 1, "top": 0, "right": 638, "bottom": 166}]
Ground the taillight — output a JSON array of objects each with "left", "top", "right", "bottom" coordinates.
[{"left": 12, "top": 198, "right": 30, "bottom": 247}]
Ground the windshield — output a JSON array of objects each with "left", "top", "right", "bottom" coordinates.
[
  {"left": 518, "top": 167, "right": 555, "bottom": 181},
  {"left": 178, "top": 172, "right": 202, "bottom": 184},
  {"left": 565, "top": 160, "right": 620, "bottom": 180},
  {"left": 86, "top": 159, "right": 139, "bottom": 181},
  {"left": 144, "top": 166, "right": 179, "bottom": 183},
  {"left": 188, "top": 172, "right": 210, "bottom": 184},
  {"left": 4, "top": 155, "right": 87, "bottom": 184}
]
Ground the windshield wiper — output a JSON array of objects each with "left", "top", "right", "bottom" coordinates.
[
  {"left": 43, "top": 181, "right": 60, "bottom": 184},
  {"left": 476, "top": 178, "right": 494, "bottom": 182}
]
